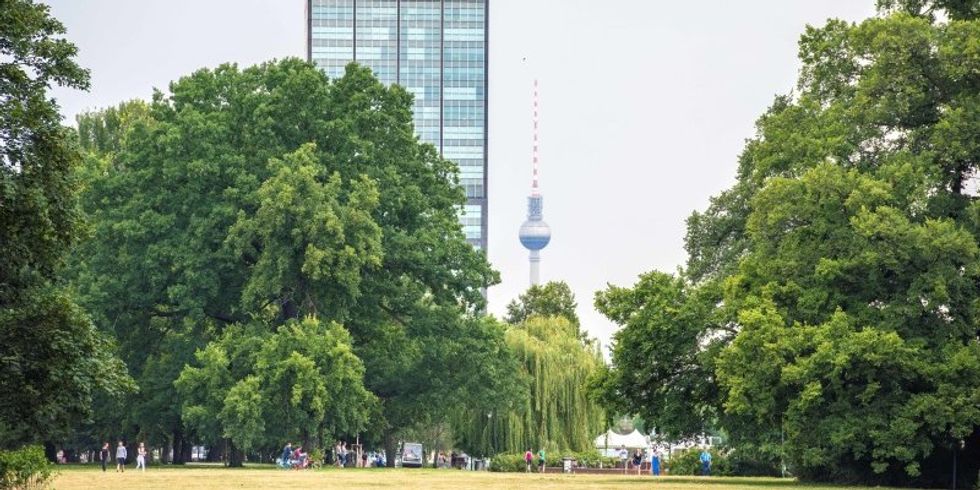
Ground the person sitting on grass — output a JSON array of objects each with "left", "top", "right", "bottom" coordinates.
[{"left": 292, "top": 446, "right": 306, "bottom": 469}]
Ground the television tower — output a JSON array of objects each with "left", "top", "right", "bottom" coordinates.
[{"left": 518, "top": 79, "right": 551, "bottom": 286}]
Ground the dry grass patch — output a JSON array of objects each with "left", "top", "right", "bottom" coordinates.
[{"left": 53, "top": 465, "right": 912, "bottom": 489}]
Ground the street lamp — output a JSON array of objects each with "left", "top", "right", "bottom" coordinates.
[
  {"left": 487, "top": 412, "right": 493, "bottom": 459},
  {"left": 952, "top": 438, "right": 965, "bottom": 490}
]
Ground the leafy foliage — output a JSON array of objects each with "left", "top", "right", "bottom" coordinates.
[
  {"left": 598, "top": 2, "right": 980, "bottom": 487},
  {"left": 0, "top": 445, "right": 55, "bottom": 489},
  {"left": 458, "top": 316, "right": 604, "bottom": 455},
  {"left": 666, "top": 448, "right": 725, "bottom": 476},
  {"left": 69, "top": 58, "right": 503, "bottom": 464},
  {"left": 504, "top": 281, "right": 580, "bottom": 327},
  {"left": 176, "top": 317, "right": 374, "bottom": 456},
  {"left": 0, "top": 0, "right": 131, "bottom": 449},
  {"left": 488, "top": 450, "right": 617, "bottom": 472}
]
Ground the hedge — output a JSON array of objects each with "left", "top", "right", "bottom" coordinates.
[{"left": 489, "top": 450, "right": 619, "bottom": 472}]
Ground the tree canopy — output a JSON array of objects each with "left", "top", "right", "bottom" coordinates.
[
  {"left": 457, "top": 313, "right": 605, "bottom": 455},
  {"left": 0, "top": 0, "right": 131, "bottom": 450},
  {"left": 68, "top": 57, "right": 505, "bottom": 465},
  {"left": 597, "top": 1, "right": 980, "bottom": 487},
  {"left": 504, "top": 281, "right": 580, "bottom": 327}
]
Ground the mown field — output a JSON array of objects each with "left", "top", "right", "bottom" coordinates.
[{"left": 52, "top": 464, "right": 917, "bottom": 489}]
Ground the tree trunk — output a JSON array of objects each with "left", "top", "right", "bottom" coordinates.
[
  {"left": 227, "top": 439, "right": 244, "bottom": 468},
  {"left": 206, "top": 441, "right": 223, "bottom": 462},
  {"left": 172, "top": 426, "right": 193, "bottom": 464},
  {"left": 384, "top": 430, "right": 396, "bottom": 468},
  {"left": 302, "top": 429, "right": 312, "bottom": 455},
  {"left": 43, "top": 441, "right": 57, "bottom": 463},
  {"left": 281, "top": 297, "right": 298, "bottom": 322}
]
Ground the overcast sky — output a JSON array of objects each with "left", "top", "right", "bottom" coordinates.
[{"left": 46, "top": 0, "right": 877, "bottom": 351}]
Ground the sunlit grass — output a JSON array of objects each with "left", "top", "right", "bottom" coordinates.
[{"left": 53, "top": 464, "right": 916, "bottom": 489}]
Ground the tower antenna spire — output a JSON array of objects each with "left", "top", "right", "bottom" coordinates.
[
  {"left": 519, "top": 78, "right": 551, "bottom": 286},
  {"left": 532, "top": 78, "right": 539, "bottom": 195}
]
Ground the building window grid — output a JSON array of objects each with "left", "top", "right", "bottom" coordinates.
[{"left": 310, "top": 0, "right": 486, "bottom": 244}]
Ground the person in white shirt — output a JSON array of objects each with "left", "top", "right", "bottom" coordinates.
[{"left": 136, "top": 442, "right": 147, "bottom": 471}]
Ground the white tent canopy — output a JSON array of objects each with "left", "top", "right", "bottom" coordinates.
[{"left": 594, "top": 429, "right": 650, "bottom": 451}]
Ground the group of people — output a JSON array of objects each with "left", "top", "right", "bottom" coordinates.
[
  {"left": 279, "top": 441, "right": 384, "bottom": 469},
  {"left": 279, "top": 442, "right": 312, "bottom": 469},
  {"left": 522, "top": 448, "right": 547, "bottom": 473},
  {"left": 98, "top": 441, "right": 148, "bottom": 472},
  {"left": 616, "top": 446, "right": 711, "bottom": 476},
  {"left": 333, "top": 440, "right": 376, "bottom": 467}
]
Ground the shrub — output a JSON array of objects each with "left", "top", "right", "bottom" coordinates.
[
  {"left": 488, "top": 450, "right": 618, "bottom": 472},
  {"left": 666, "top": 448, "right": 703, "bottom": 475},
  {"left": 723, "top": 444, "right": 782, "bottom": 477},
  {"left": 666, "top": 448, "right": 730, "bottom": 476},
  {"left": 0, "top": 445, "right": 56, "bottom": 489},
  {"left": 488, "top": 453, "right": 525, "bottom": 472}
]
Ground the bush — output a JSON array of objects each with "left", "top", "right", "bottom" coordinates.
[
  {"left": 0, "top": 445, "right": 56, "bottom": 489},
  {"left": 488, "top": 453, "right": 525, "bottom": 472},
  {"left": 488, "top": 450, "right": 618, "bottom": 472},
  {"left": 723, "top": 444, "right": 782, "bottom": 477},
  {"left": 666, "top": 448, "right": 731, "bottom": 476},
  {"left": 666, "top": 448, "right": 703, "bottom": 475}
]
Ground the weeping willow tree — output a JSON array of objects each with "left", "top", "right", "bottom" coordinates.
[{"left": 455, "top": 316, "right": 605, "bottom": 455}]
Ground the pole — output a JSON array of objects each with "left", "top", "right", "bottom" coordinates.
[{"left": 952, "top": 440, "right": 957, "bottom": 490}]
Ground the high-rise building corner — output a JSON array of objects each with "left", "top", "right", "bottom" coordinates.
[{"left": 306, "top": 0, "right": 488, "bottom": 252}]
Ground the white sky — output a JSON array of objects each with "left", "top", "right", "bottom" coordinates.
[{"left": 46, "top": 0, "right": 876, "bottom": 351}]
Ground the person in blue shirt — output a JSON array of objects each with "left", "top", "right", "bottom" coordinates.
[
  {"left": 699, "top": 449, "right": 712, "bottom": 476},
  {"left": 650, "top": 449, "right": 661, "bottom": 476}
]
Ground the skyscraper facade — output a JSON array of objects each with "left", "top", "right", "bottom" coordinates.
[{"left": 306, "top": 0, "right": 488, "bottom": 251}]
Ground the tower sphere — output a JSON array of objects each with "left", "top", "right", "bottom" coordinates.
[{"left": 519, "top": 219, "right": 551, "bottom": 251}]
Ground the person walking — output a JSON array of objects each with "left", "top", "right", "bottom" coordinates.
[
  {"left": 281, "top": 442, "right": 292, "bottom": 467},
  {"left": 136, "top": 442, "right": 147, "bottom": 472},
  {"left": 115, "top": 441, "right": 127, "bottom": 472},
  {"left": 99, "top": 442, "right": 110, "bottom": 472},
  {"left": 618, "top": 446, "right": 628, "bottom": 474},
  {"left": 651, "top": 450, "right": 661, "bottom": 476},
  {"left": 523, "top": 448, "right": 533, "bottom": 473},
  {"left": 632, "top": 449, "right": 643, "bottom": 475},
  {"left": 537, "top": 448, "right": 546, "bottom": 474},
  {"left": 699, "top": 448, "right": 712, "bottom": 476}
]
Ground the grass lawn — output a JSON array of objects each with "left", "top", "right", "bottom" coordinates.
[{"left": 52, "top": 464, "right": 915, "bottom": 489}]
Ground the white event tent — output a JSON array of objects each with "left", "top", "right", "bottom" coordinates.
[{"left": 594, "top": 429, "right": 650, "bottom": 457}]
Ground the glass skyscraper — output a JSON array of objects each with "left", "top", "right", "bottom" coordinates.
[{"left": 306, "top": 0, "right": 488, "bottom": 251}]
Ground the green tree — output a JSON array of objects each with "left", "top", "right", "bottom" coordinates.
[
  {"left": 176, "top": 317, "right": 373, "bottom": 466},
  {"left": 70, "top": 59, "right": 501, "bottom": 464},
  {"left": 457, "top": 316, "right": 604, "bottom": 455},
  {"left": 601, "top": 1, "right": 980, "bottom": 486},
  {"left": 592, "top": 272, "right": 729, "bottom": 440},
  {"left": 504, "top": 281, "right": 580, "bottom": 327},
  {"left": 0, "top": 0, "right": 131, "bottom": 451}
]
